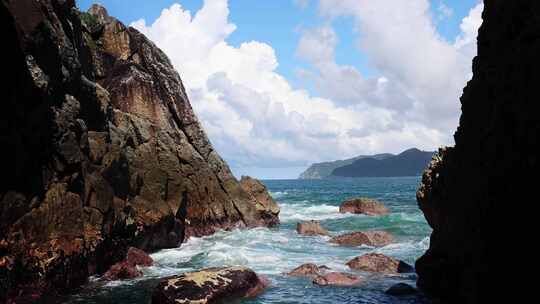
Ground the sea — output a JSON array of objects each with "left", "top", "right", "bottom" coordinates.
[{"left": 65, "top": 177, "right": 432, "bottom": 304}]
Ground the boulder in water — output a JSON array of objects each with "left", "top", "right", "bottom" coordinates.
[
  {"left": 103, "top": 247, "right": 153, "bottom": 280},
  {"left": 385, "top": 283, "right": 418, "bottom": 296},
  {"left": 330, "top": 231, "right": 393, "bottom": 247},
  {"left": 339, "top": 198, "right": 389, "bottom": 216},
  {"left": 151, "top": 267, "right": 267, "bottom": 304},
  {"left": 346, "top": 253, "right": 413, "bottom": 274},
  {"left": 312, "top": 272, "right": 363, "bottom": 287},
  {"left": 296, "top": 220, "right": 329, "bottom": 236},
  {"left": 287, "top": 263, "right": 330, "bottom": 278}
]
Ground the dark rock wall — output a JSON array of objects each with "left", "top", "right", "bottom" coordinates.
[
  {"left": 416, "top": 1, "right": 540, "bottom": 303},
  {"left": 0, "top": 0, "right": 278, "bottom": 301}
]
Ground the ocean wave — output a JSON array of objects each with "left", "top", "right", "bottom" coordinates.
[
  {"left": 279, "top": 202, "right": 357, "bottom": 222},
  {"left": 270, "top": 191, "right": 288, "bottom": 198}
]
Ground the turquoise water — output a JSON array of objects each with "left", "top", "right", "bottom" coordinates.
[{"left": 66, "top": 177, "right": 432, "bottom": 303}]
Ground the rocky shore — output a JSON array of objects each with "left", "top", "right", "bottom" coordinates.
[{"left": 0, "top": 1, "right": 278, "bottom": 301}]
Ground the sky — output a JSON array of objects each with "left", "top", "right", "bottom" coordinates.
[{"left": 78, "top": 0, "right": 483, "bottom": 179}]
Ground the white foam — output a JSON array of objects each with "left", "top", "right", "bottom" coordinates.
[{"left": 279, "top": 202, "right": 357, "bottom": 222}]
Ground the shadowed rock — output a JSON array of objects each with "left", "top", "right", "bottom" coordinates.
[
  {"left": 296, "top": 220, "right": 329, "bottom": 236},
  {"left": 414, "top": 1, "right": 540, "bottom": 302},
  {"left": 103, "top": 247, "right": 153, "bottom": 280},
  {"left": 312, "top": 272, "right": 363, "bottom": 287},
  {"left": 346, "top": 253, "right": 413, "bottom": 274},
  {"left": 339, "top": 198, "right": 389, "bottom": 216},
  {"left": 151, "top": 267, "right": 268, "bottom": 304},
  {"left": 330, "top": 231, "right": 393, "bottom": 247}
]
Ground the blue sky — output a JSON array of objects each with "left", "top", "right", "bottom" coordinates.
[{"left": 78, "top": 0, "right": 482, "bottom": 179}]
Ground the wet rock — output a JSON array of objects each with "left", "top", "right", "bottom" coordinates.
[
  {"left": 296, "top": 220, "right": 329, "bottom": 236},
  {"left": 103, "top": 247, "right": 153, "bottom": 280},
  {"left": 339, "top": 198, "right": 389, "bottom": 216},
  {"left": 239, "top": 176, "right": 280, "bottom": 226},
  {"left": 0, "top": 1, "right": 279, "bottom": 301},
  {"left": 287, "top": 263, "right": 330, "bottom": 278},
  {"left": 151, "top": 267, "right": 267, "bottom": 304},
  {"left": 385, "top": 283, "right": 418, "bottom": 296},
  {"left": 346, "top": 253, "right": 413, "bottom": 274},
  {"left": 330, "top": 231, "right": 393, "bottom": 247},
  {"left": 312, "top": 272, "right": 363, "bottom": 287}
]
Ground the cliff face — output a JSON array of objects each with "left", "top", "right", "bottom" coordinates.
[
  {"left": 0, "top": 0, "right": 278, "bottom": 301},
  {"left": 416, "top": 0, "right": 539, "bottom": 303}
]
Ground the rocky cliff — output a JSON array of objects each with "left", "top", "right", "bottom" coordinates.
[
  {"left": 416, "top": 0, "right": 539, "bottom": 303},
  {"left": 0, "top": 1, "right": 278, "bottom": 301}
]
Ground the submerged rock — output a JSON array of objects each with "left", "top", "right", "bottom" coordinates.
[
  {"left": 330, "top": 231, "right": 393, "bottom": 247},
  {"left": 312, "top": 272, "right": 363, "bottom": 287},
  {"left": 385, "top": 283, "right": 418, "bottom": 296},
  {"left": 346, "top": 253, "right": 413, "bottom": 274},
  {"left": 103, "top": 247, "right": 153, "bottom": 280},
  {"left": 287, "top": 263, "right": 330, "bottom": 278},
  {"left": 339, "top": 198, "right": 389, "bottom": 216},
  {"left": 296, "top": 220, "right": 329, "bottom": 236},
  {"left": 151, "top": 267, "right": 268, "bottom": 304}
]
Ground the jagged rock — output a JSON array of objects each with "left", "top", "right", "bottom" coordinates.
[
  {"left": 151, "top": 267, "right": 268, "bottom": 304},
  {"left": 0, "top": 1, "right": 278, "bottom": 301},
  {"left": 287, "top": 263, "right": 330, "bottom": 278},
  {"left": 103, "top": 247, "right": 153, "bottom": 280},
  {"left": 415, "top": 1, "right": 540, "bottom": 302},
  {"left": 330, "top": 231, "right": 393, "bottom": 247},
  {"left": 239, "top": 176, "right": 280, "bottom": 226},
  {"left": 296, "top": 220, "right": 329, "bottom": 236},
  {"left": 339, "top": 198, "right": 389, "bottom": 216},
  {"left": 312, "top": 272, "right": 363, "bottom": 287},
  {"left": 346, "top": 253, "right": 414, "bottom": 274},
  {"left": 385, "top": 283, "right": 418, "bottom": 296}
]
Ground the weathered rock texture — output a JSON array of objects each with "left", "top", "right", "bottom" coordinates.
[
  {"left": 312, "top": 272, "right": 363, "bottom": 287},
  {"left": 0, "top": 1, "right": 278, "bottom": 301},
  {"left": 416, "top": 1, "right": 540, "bottom": 303},
  {"left": 329, "top": 231, "right": 393, "bottom": 247},
  {"left": 103, "top": 247, "right": 153, "bottom": 281},
  {"left": 239, "top": 176, "right": 280, "bottom": 227},
  {"left": 346, "top": 253, "right": 413, "bottom": 274},
  {"left": 151, "top": 267, "right": 268, "bottom": 304},
  {"left": 339, "top": 198, "right": 389, "bottom": 216},
  {"left": 296, "top": 220, "right": 329, "bottom": 236},
  {"left": 286, "top": 263, "right": 330, "bottom": 279}
]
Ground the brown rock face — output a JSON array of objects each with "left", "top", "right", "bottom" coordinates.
[
  {"left": 296, "top": 220, "right": 329, "bottom": 236},
  {"left": 103, "top": 247, "right": 153, "bottom": 280},
  {"left": 151, "top": 267, "right": 267, "bottom": 304},
  {"left": 346, "top": 253, "right": 413, "bottom": 274},
  {"left": 330, "top": 231, "right": 393, "bottom": 247},
  {"left": 339, "top": 198, "right": 389, "bottom": 216},
  {"left": 415, "top": 1, "right": 540, "bottom": 303},
  {"left": 239, "top": 176, "right": 280, "bottom": 227},
  {"left": 0, "top": 1, "right": 278, "bottom": 301},
  {"left": 312, "top": 272, "right": 363, "bottom": 287},
  {"left": 287, "top": 263, "right": 330, "bottom": 278}
]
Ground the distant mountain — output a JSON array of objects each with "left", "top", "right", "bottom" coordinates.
[
  {"left": 298, "top": 154, "right": 394, "bottom": 179},
  {"left": 331, "top": 148, "right": 435, "bottom": 178}
]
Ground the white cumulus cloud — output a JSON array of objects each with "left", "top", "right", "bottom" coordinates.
[{"left": 131, "top": 0, "right": 483, "bottom": 177}]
